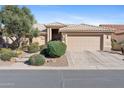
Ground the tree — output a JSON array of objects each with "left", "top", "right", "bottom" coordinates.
[
  {"left": 27, "top": 28, "right": 39, "bottom": 45},
  {"left": 0, "top": 5, "right": 38, "bottom": 49}
]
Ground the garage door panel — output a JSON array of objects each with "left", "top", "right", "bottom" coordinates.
[{"left": 67, "top": 36, "right": 101, "bottom": 51}]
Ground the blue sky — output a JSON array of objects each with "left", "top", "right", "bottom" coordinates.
[{"left": 1, "top": 5, "right": 124, "bottom": 25}]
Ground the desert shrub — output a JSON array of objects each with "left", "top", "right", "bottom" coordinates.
[
  {"left": 0, "top": 48, "right": 15, "bottom": 56},
  {"left": 118, "top": 40, "right": 124, "bottom": 45},
  {"left": 46, "top": 41, "right": 67, "bottom": 57},
  {"left": 0, "top": 53, "right": 12, "bottom": 61},
  {"left": 0, "top": 48, "right": 11, "bottom": 53},
  {"left": 27, "top": 43, "right": 40, "bottom": 53},
  {"left": 11, "top": 52, "right": 18, "bottom": 57},
  {"left": 40, "top": 45, "right": 48, "bottom": 55},
  {"left": 118, "top": 40, "right": 124, "bottom": 54},
  {"left": 40, "top": 45, "right": 47, "bottom": 51},
  {"left": 29, "top": 54, "right": 45, "bottom": 66},
  {"left": 111, "top": 39, "right": 122, "bottom": 51},
  {"left": 112, "top": 44, "right": 121, "bottom": 51},
  {"left": 21, "top": 45, "right": 28, "bottom": 51},
  {"left": 111, "top": 39, "right": 117, "bottom": 48},
  {"left": 15, "top": 49, "right": 23, "bottom": 56},
  {"left": 0, "top": 48, "right": 14, "bottom": 61}
]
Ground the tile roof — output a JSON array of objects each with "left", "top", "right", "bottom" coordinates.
[
  {"left": 33, "top": 24, "right": 46, "bottom": 31},
  {"left": 59, "top": 24, "right": 114, "bottom": 33},
  {"left": 33, "top": 24, "right": 47, "bottom": 35},
  {"left": 45, "top": 22, "right": 67, "bottom": 28},
  {"left": 100, "top": 24, "right": 124, "bottom": 34}
]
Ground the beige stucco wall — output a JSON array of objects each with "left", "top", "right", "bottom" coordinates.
[
  {"left": 62, "top": 33, "right": 67, "bottom": 44},
  {"left": 3, "top": 31, "right": 112, "bottom": 51},
  {"left": 103, "top": 34, "right": 112, "bottom": 51},
  {"left": 32, "top": 36, "right": 46, "bottom": 45},
  {"left": 62, "top": 32, "right": 112, "bottom": 51},
  {"left": 3, "top": 35, "right": 46, "bottom": 46},
  {"left": 47, "top": 28, "right": 52, "bottom": 42}
]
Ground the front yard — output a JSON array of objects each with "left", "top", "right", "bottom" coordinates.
[
  {"left": 0, "top": 52, "right": 68, "bottom": 67},
  {"left": 1, "top": 49, "right": 124, "bottom": 69},
  {"left": 0, "top": 39, "right": 124, "bottom": 69},
  {"left": 0, "top": 41, "right": 68, "bottom": 68}
]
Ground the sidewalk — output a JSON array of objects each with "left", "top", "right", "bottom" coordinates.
[{"left": 1, "top": 62, "right": 124, "bottom": 70}]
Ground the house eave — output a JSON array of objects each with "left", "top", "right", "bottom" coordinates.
[{"left": 59, "top": 30, "right": 114, "bottom": 33}]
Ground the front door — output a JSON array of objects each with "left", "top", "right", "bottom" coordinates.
[{"left": 52, "top": 29, "right": 61, "bottom": 41}]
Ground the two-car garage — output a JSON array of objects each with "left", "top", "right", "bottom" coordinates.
[
  {"left": 67, "top": 35, "right": 102, "bottom": 51},
  {"left": 59, "top": 24, "right": 113, "bottom": 52}
]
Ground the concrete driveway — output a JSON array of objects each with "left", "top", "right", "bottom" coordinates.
[{"left": 66, "top": 50, "right": 124, "bottom": 69}]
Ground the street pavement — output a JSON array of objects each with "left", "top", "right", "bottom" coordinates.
[{"left": 0, "top": 70, "right": 124, "bottom": 88}]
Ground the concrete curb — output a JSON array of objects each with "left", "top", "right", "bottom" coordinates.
[{"left": 0, "top": 66, "right": 124, "bottom": 70}]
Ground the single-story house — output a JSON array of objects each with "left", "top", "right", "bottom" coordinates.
[
  {"left": 34, "top": 22, "right": 114, "bottom": 52},
  {"left": 100, "top": 24, "right": 124, "bottom": 42}
]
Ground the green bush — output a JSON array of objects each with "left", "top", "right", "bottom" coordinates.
[
  {"left": 40, "top": 45, "right": 47, "bottom": 51},
  {"left": 112, "top": 44, "right": 121, "bottom": 51},
  {"left": 40, "top": 45, "right": 48, "bottom": 55},
  {"left": 47, "top": 41, "right": 67, "bottom": 57},
  {"left": 0, "top": 48, "right": 11, "bottom": 53},
  {"left": 11, "top": 52, "right": 17, "bottom": 57},
  {"left": 0, "top": 48, "right": 15, "bottom": 61},
  {"left": 0, "top": 48, "right": 16, "bottom": 56},
  {"left": 29, "top": 54, "right": 45, "bottom": 66},
  {"left": 28, "top": 43, "right": 40, "bottom": 53},
  {"left": 21, "top": 45, "right": 28, "bottom": 51},
  {"left": 118, "top": 40, "right": 124, "bottom": 46},
  {"left": 111, "top": 39, "right": 122, "bottom": 51},
  {"left": 0, "top": 53, "right": 12, "bottom": 61},
  {"left": 16, "top": 49, "right": 23, "bottom": 56},
  {"left": 111, "top": 39, "right": 117, "bottom": 48}
]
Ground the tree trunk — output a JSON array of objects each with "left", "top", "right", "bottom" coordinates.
[
  {"left": 8, "top": 37, "right": 21, "bottom": 49},
  {"left": 5, "top": 36, "right": 9, "bottom": 48},
  {"left": 29, "top": 37, "right": 33, "bottom": 45},
  {"left": 121, "top": 47, "right": 124, "bottom": 55}
]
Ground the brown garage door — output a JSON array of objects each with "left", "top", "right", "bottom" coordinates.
[{"left": 67, "top": 36, "right": 101, "bottom": 51}]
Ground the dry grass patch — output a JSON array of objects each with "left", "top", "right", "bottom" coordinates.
[{"left": 44, "top": 55, "right": 68, "bottom": 67}]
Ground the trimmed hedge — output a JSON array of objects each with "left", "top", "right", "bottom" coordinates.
[
  {"left": 29, "top": 54, "right": 45, "bottom": 66},
  {"left": 47, "top": 41, "right": 67, "bottom": 57},
  {"left": 28, "top": 43, "right": 40, "bottom": 53}
]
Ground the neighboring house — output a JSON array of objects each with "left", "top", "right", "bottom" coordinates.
[
  {"left": 32, "top": 24, "right": 47, "bottom": 45},
  {"left": 35, "top": 22, "right": 114, "bottom": 52},
  {"left": 100, "top": 24, "right": 124, "bottom": 42}
]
